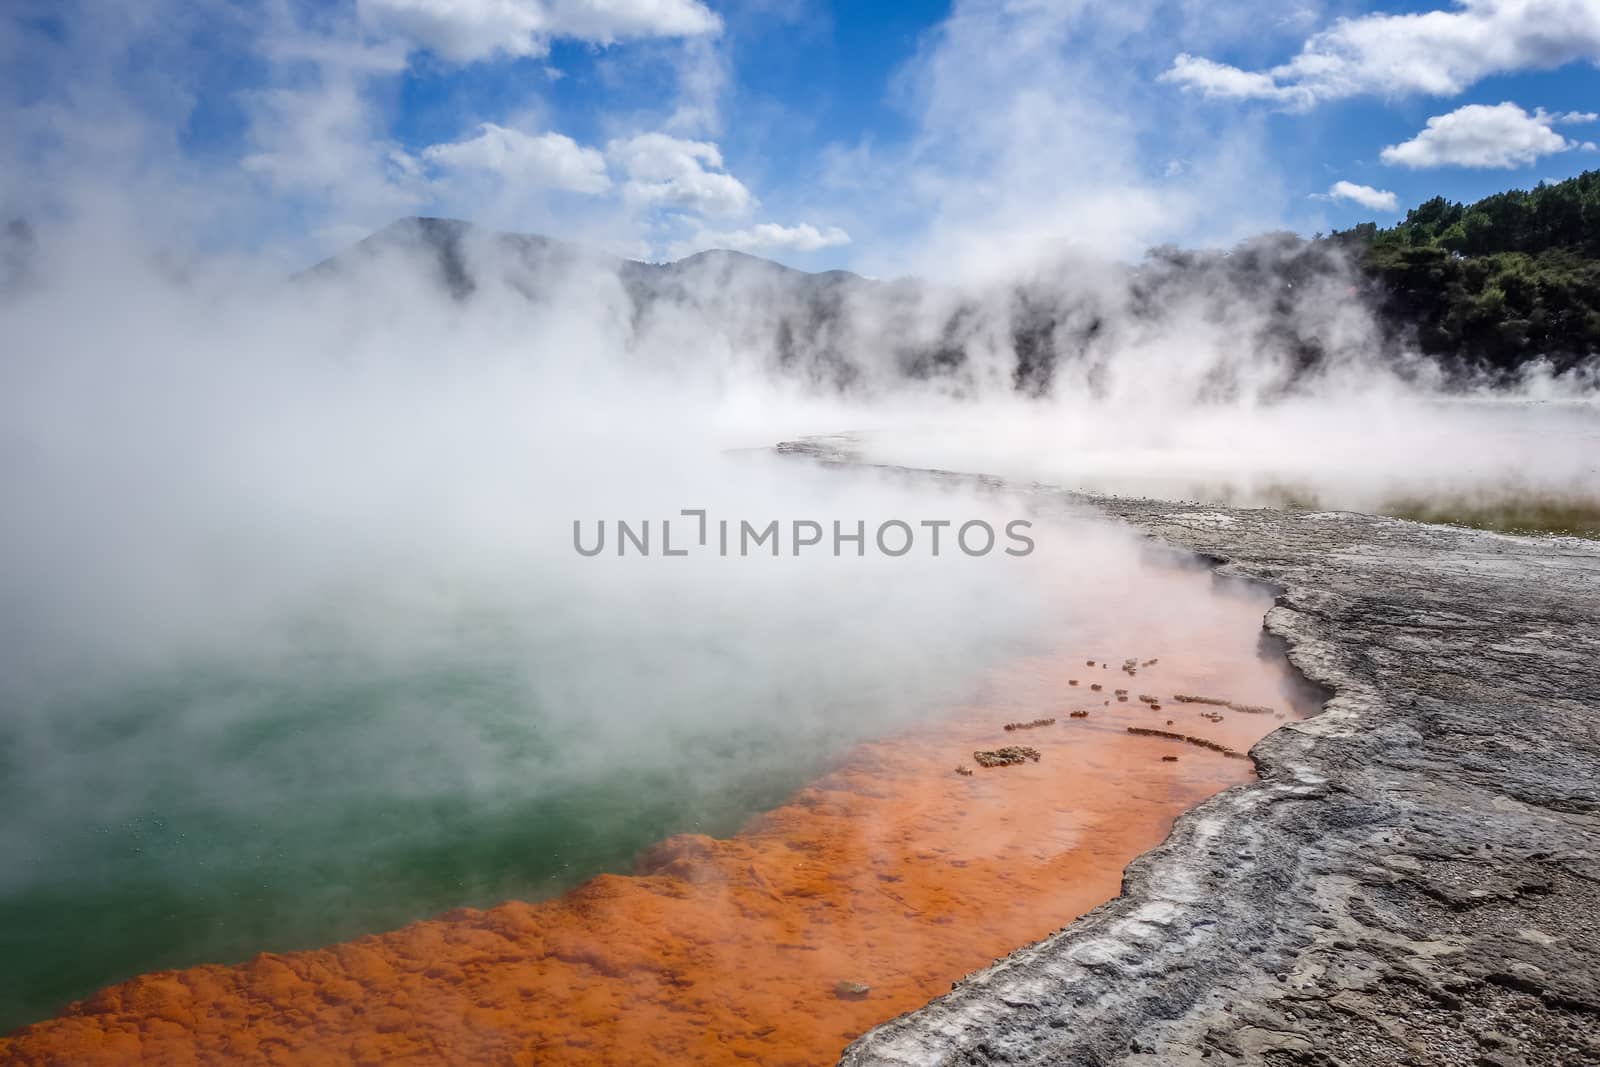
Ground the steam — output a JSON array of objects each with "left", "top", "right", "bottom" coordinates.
[
  {"left": 3, "top": 0, "right": 1599, "bottom": 1032},
  {"left": 0, "top": 221, "right": 1086, "bottom": 1022},
  {"left": 4, "top": 203, "right": 1592, "bottom": 902}
]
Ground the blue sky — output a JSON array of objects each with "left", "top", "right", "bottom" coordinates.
[{"left": 3, "top": 0, "right": 1599, "bottom": 274}]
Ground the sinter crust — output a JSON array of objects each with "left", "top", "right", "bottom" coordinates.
[{"left": 775, "top": 437, "right": 1600, "bottom": 1067}]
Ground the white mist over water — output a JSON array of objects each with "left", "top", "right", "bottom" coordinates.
[
  {"left": 3, "top": 0, "right": 1600, "bottom": 1035},
  {"left": 3, "top": 205, "right": 1597, "bottom": 876},
  {"left": 0, "top": 224, "right": 1095, "bottom": 1026},
  {"left": 843, "top": 392, "right": 1600, "bottom": 524}
]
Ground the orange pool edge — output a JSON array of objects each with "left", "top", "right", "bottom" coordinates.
[{"left": 0, "top": 634, "right": 1311, "bottom": 1067}]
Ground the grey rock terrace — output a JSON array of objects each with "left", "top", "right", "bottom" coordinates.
[{"left": 776, "top": 436, "right": 1600, "bottom": 1067}]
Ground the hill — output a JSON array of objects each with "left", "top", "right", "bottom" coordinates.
[
  {"left": 1331, "top": 170, "right": 1600, "bottom": 375},
  {"left": 307, "top": 217, "right": 1371, "bottom": 399},
  {"left": 309, "top": 181, "right": 1600, "bottom": 397}
]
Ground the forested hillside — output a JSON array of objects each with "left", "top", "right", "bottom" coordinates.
[
  {"left": 287, "top": 174, "right": 1600, "bottom": 394},
  {"left": 1331, "top": 170, "right": 1600, "bottom": 375}
]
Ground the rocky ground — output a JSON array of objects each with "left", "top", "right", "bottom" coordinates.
[{"left": 779, "top": 437, "right": 1600, "bottom": 1067}]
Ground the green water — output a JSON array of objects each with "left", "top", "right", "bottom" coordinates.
[
  {"left": 0, "top": 768, "right": 810, "bottom": 1033},
  {"left": 0, "top": 609, "right": 1005, "bottom": 1032}
]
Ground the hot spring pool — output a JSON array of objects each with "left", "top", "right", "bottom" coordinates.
[{"left": 2, "top": 471, "right": 1322, "bottom": 1065}]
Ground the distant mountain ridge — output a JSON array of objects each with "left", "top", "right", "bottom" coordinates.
[
  {"left": 308, "top": 216, "right": 1383, "bottom": 399},
  {"left": 305, "top": 216, "right": 865, "bottom": 300},
  {"left": 308, "top": 205, "right": 1598, "bottom": 396}
]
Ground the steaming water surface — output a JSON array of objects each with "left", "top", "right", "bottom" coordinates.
[
  {"left": 0, "top": 453, "right": 1070, "bottom": 1030},
  {"left": 850, "top": 398, "right": 1600, "bottom": 537},
  {"left": 10, "top": 220, "right": 1594, "bottom": 1044},
  {"left": 0, "top": 479, "right": 1324, "bottom": 1064}
]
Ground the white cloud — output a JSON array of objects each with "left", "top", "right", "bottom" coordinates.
[
  {"left": 1164, "top": 0, "right": 1600, "bottom": 108},
  {"left": 607, "top": 133, "right": 755, "bottom": 218},
  {"left": 1380, "top": 102, "right": 1594, "bottom": 169},
  {"left": 1163, "top": 55, "right": 1285, "bottom": 101},
  {"left": 693, "top": 222, "right": 851, "bottom": 253},
  {"left": 660, "top": 33, "right": 728, "bottom": 137},
  {"left": 422, "top": 123, "right": 611, "bottom": 193},
  {"left": 539, "top": 0, "right": 721, "bottom": 42},
  {"left": 1321, "top": 181, "right": 1399, "bottom": 212},
  {"left": 239, "top": 77, "right": 428, "bottom": 225},
  {"left": 824, "top": 0, "right": 1297, "bottom": 277},
  {"left": 357, "top": 0, "right": 721, "bottom": 63}
]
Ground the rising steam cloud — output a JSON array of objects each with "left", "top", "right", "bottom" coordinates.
[{"left": 1, "top": 0, "right": 1598, "bottom": 1034}]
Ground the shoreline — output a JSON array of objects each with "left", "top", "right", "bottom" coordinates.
[
  {"left": 813, "top": 440, "right": 1600, "bottom": 1067},
  {"left": 0, "top": 498, "right": 1313, "bottom": 1065}
]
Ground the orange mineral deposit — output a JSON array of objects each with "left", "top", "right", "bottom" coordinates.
[{"left": 2, "top": 559, "right": 1316, "bottom": 1066}]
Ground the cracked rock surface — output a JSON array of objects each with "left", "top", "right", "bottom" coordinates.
[{"left": 781, "top": 438, "right": 1600, "bottom": 1067}]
